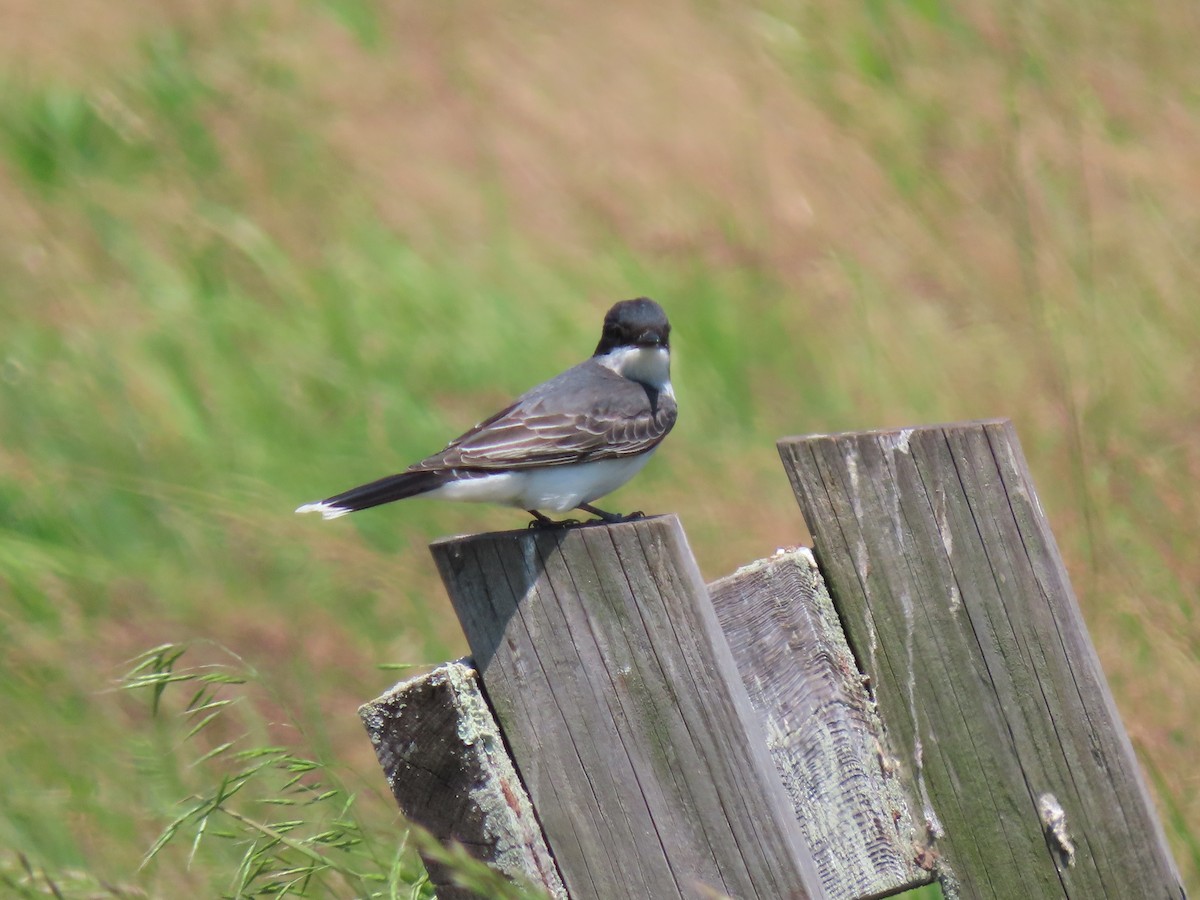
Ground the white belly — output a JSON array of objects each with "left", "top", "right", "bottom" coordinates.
[{"left": 429, "top": 452, "right": 656, "bottom": 513}]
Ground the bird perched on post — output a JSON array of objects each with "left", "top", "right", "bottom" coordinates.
[{"left": 296, "top": 297, "right": 677, "bottom": 527}]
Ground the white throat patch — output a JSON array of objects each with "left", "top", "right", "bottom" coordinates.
[{"left": 598, "top": 346, "right": 672, "bottom": 394}]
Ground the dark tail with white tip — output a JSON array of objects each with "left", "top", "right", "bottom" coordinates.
[{"left": 295, "top": 470, "right": 449, "bottom": 520}]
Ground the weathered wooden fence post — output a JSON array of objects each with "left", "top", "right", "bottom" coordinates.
[
  {"left": 710, "top": 549, "right": 932, "bottom": 899},
  {"left": 428, "top": 515, "right": 827, "bottom": 900},
  {"left": 362, "top": 541, "right": 934, "bottom": 900},
  {"left": 778, "top": 419, "right": 1185, "bottom": 899},
  {"left": 359, "top": 660, "right": 568, "bottom": 899},
  {"left": 360, "top": 418, "right": 1186, "bottom": 900}
]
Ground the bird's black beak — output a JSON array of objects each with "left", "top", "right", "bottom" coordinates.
[{"left": 636, "top": 330, "right": 665, "bottom": 348}]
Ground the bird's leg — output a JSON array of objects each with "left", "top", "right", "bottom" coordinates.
[
  {"left": 527, "top": 510, "right": 580, "bottom": 529},
  {"left": 576, "top": 503, "right": 646, "bottom": 523}
]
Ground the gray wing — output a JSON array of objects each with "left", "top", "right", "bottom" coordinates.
[{"left": 411, "top": 359, "right": 676, "bottom": 472}]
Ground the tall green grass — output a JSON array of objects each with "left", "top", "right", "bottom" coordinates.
[{"left": 1, "top": 0, "right": 1196, "bottom": 894}]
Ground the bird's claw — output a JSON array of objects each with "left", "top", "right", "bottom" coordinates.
[
  {"left": 528, "top": 506, "right": 649, "bottom": 529},
  {"left": 527, "top": 512, "right": 581, "bottom": 529},
  {"left": 573, "top": 503, "right": 648, "bottom": 524}
]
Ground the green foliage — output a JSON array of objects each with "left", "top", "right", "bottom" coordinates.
[
  {"left": 1, "top": 852, "right": 147, "bottom": 899},
  {"left": 307, "top": 0, "right": 385, "bottom": 49},
  {"left": 0, "top": 83, "right": 138, "bottom": 191},
  {"left": 115, "top": 643, "right": 549, "bottom": 897},
  {"left": 118, "top": 643, "right": 543, "bottom": 898}
]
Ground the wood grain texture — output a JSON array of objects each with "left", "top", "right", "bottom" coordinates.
[
  {"left": 779, "top": 420, "right": 1185, "bottom": 900},
  {"left": 710, "top": 548, "right": 932, "bottom": 900},
  {"left": 431, "top": 515, "right": 825, "bottom": 900},
  {"left": 360, "top": 661, "right": 567, "bottom": 900}
]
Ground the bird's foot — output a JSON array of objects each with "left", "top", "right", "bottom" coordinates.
[
  {"left": 527, "top": 511, "right": 581, "bottom": 529},
  {"left": 576, "top": 504, "right": 646, "bottom": 524}
]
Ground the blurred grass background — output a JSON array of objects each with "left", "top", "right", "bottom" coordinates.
[{"left": 1, "top": 0, "right": 1197, "bottom": 894}]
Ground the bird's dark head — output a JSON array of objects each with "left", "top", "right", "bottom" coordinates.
[
  {"left": 593, "top": 298, "right": 673, "bottom": 391},
  {"left": 594, "top": 297, "right": 671, "bottom": 356}
]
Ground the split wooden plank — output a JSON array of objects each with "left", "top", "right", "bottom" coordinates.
[
  {"left": 778, "top": 419, "right": 1185, "bottom": 899},
  {"left": 710, "top": 547, "right": 933, "bottom": 899},
  {"left": 430, "top": 515, "right": 826, "bottom": 900},
  {"left": 360, "top": 661, "right": 567, "bottom": 899}
]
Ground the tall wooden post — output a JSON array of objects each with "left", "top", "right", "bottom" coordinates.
[
  {"left": 778, "top": 420, "right": 1185, "bottom": 899},
  {"left": 430, "top": 515, "right": 826, "bottom": 900}
]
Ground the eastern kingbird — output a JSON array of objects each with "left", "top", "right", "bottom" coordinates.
[{"left": 296, "top": 297, "right": 677, "bottom": 526}]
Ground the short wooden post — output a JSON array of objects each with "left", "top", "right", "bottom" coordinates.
[
  {"left": 778, "top": 420, "right": 1185, "bottom": 899},
  {"left": 430, "top": 515, "right": 826, "bottom": 900},
  {"left": 710, "top": 548, "right": 932, "bottom": 899},
  {"left": 359, "top": 661, "right": 567, "bottom": 899}
]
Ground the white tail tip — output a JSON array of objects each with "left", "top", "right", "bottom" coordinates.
[{"left": 295, "top": 501, "right": 351, "bottom": 521}]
